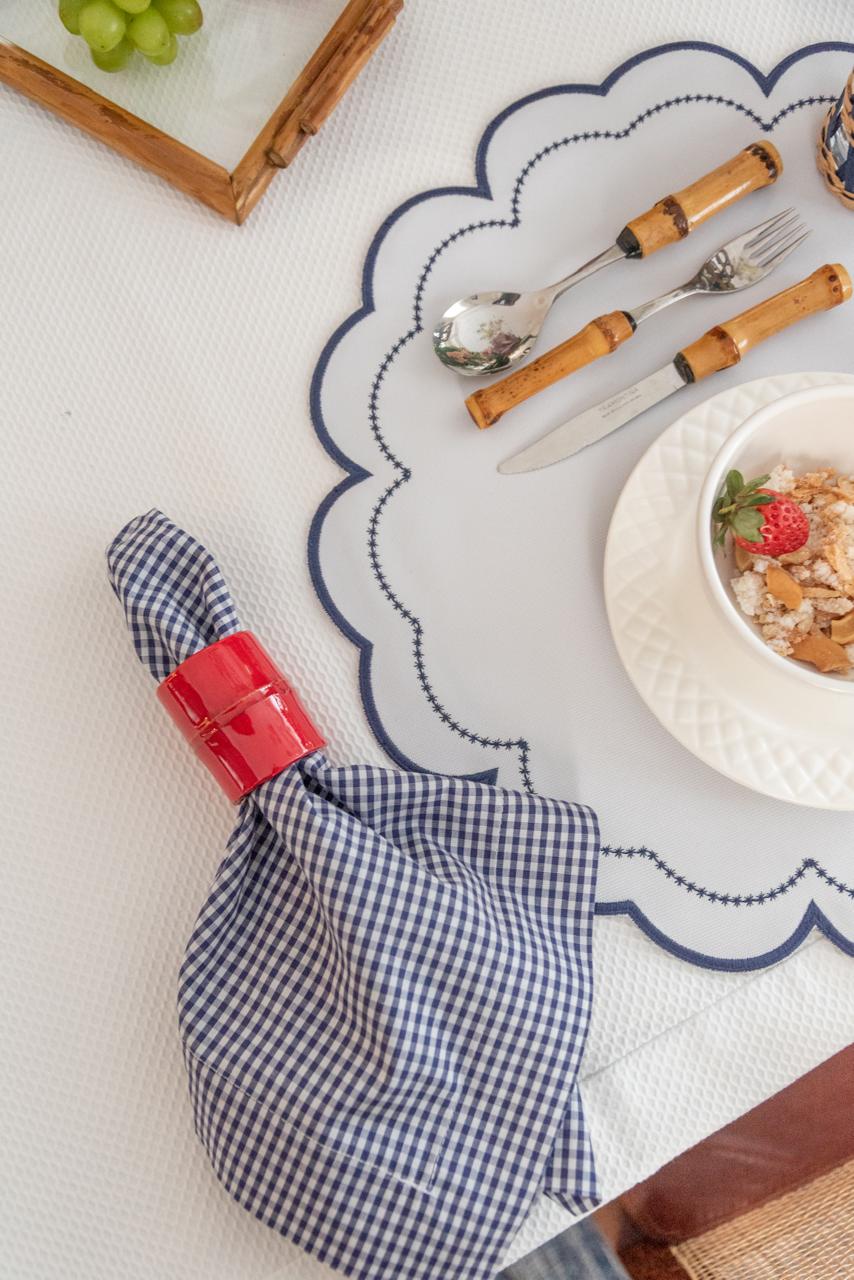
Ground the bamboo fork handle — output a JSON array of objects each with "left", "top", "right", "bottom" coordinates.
[
  {"left": 617, "top": 141, "right": 782, "bottom": 259},
  {"left": 466, "top": 310, "right": 635, "bottom": 429},
  {"left": 676, "top": 263, "right": 851, "bottom": 382}
]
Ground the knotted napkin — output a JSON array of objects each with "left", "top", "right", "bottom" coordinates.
[{"left": 107, "top": 510, "right": 600, "bottom": 1280}]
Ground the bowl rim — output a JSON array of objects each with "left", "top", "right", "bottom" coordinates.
[{"left": 696, "top": 382, "right": 854, "bottom": 695}]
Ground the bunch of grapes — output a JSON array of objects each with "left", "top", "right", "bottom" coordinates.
[{"left": 59, "top": 0, "right": 203, "bottom": 72}]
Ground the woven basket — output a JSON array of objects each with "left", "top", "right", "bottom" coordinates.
[
  {"left": 670, "top": 1157, "right": 854, "bottom": 1280},
  {"left": 817, "top": 67, "right": 854, "bottom": 209}
]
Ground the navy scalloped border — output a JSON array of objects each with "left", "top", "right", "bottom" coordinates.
[{"left": 307, "top": 41, "right": 854, "bottom": 971}]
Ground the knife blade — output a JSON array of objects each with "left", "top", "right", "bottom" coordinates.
[
  {"left": 497, "top": 363, "right": 685, "bottom": 474},
  {"left": 498, "top": 263, "right": 851, "bottom": 476}
]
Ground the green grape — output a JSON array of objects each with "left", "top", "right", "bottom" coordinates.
[
  {"left": 58, "top": 0, "right": 87, "bottom": 35},
  {"left": 78, "top": 1, "right": 127, "bottom": 52},
  {"left": 152, "top": 0, "right": 202, "bottom": 36},
  {"left": 144, "top": 32, "right": 178, "bottom": 64},
  {"left": 91, "top": 35, "right": 134, "bottom": 70},
  {"left": 127, "top": 6, "right": 171, "bottom": 54},
  {"left": 63, "top": 0, "right": 197, "bottom": 72}
]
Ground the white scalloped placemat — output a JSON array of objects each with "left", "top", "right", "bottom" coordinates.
[{"left": 311, "top": 42, "right": 854, "bottom": 970}]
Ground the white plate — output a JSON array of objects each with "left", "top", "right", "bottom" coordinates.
[{"left": 605, "top": 372, "right": 854, "bottom": 810}]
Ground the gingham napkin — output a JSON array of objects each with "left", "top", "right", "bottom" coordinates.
[{"left": 107, "top": 510, "right": 600, "bottom": 1280}]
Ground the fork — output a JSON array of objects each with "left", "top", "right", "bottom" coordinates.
[{"left": 465, "top": 209, "right": 810, "bottom": 429}]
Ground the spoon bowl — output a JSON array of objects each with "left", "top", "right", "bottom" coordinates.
[{"left": 433, "top": 289, "right": 550, "bottom": 375}]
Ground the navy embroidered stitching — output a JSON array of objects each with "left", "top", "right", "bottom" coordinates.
[
  {"left": 600, "top": 847, "right": 854, "bottom": 905},
  {"left": 364, "top": 92, "right": 831, "bottom": 800}
]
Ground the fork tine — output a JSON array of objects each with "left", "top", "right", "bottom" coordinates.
[
  {"left": 743, "top": 208, "right": 798, "bottom": 252},
  {"left": 754, "top": 222, "right": 808, "bottom": 263},
  {"left": 741, "top": 206, "right": 795, "bottom": 241},
  {"left": 756, "top": 228, "right": 811, "bottom": 270}
]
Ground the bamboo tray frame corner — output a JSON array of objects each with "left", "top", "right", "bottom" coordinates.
[{"left": 0, "top": 0, "right": 403, "bottom": 224}]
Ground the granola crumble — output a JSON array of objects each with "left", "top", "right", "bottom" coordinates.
[{"left": 729, "top": 464, "right": 854, "bottom": 674}]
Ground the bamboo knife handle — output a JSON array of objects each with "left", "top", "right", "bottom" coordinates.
[
  {"left": 676, "top": 263, "right": 851, "bottom": 382},
  {"left": 466, "top": 310, "right": 635, "bottom": 429},
  {"left": 617, "top": 141, "right": 782, "bottom": 258}
]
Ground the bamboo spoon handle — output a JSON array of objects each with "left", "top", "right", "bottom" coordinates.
[
  {"left": 676, "top": 263, "right": 851, "bottom": 382},
  {"left": 617, "top": 141, "right": 782, "bottom": 258},
  {"left": 466, "top": 310, "right": 635, "bottom": 429}
]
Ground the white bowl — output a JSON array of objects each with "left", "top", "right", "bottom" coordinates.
[{"left": 697, "top": 382, "right": 854, "bottom": 694}]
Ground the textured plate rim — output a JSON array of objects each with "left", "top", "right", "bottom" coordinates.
[{"left": 604, "top": 371, "right": 854, "bottom": 811}]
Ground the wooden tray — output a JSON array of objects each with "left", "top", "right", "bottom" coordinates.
[{"left": 0, "top": 0, "right": 403, "bottom": 223}]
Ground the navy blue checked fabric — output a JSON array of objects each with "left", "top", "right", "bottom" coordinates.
[
  {"left": 827, "top": 91, "right": 854, "bottom": 193},
  {"left": 107, "top": 511, "right": 600, "bottom": 1280}
]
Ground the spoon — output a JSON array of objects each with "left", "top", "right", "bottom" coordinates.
[{"left": 432, "top": 140, "right": 781, "bottom": 376}]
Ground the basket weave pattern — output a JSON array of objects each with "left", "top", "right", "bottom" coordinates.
[
  {"left": 817, "top": 68, "right": 854, "bottom": 209},
  {"left": 671, "top": 1157, "right": 854, "bottom": 1280}
]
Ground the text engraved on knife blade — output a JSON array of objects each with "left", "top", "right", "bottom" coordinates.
[{"left": 596, "top": 382, "right": 653, "bottom": 420}]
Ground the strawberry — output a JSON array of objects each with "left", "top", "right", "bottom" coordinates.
[{"left": 712, "top": 470, "right": 809, "bottom": 557}]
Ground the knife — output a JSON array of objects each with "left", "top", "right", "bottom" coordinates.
[{"left": 498, "top": 264, "right": 851, "bottom": 476}]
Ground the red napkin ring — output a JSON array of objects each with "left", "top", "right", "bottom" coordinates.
[{"left": 156, "top": 632, "right": 325, "bottom": 802}]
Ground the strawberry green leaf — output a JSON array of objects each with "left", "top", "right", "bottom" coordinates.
[
  {"left": 726, "top": 470, "right": 744, "bottom": 500},
  {"left": 732, "top": 509, "right": 764, "bottom": 541}
]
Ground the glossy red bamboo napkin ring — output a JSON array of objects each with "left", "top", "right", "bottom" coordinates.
[{"left": 156, "top": 632, "right": 325, "bottom": 802}]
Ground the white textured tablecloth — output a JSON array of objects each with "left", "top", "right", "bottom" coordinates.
[{"left": 2, "top": 3, "right": 853, "bottom": 1277}]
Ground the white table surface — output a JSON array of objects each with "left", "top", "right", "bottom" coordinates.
[{"left": 2, "top": 3, "right": 854, "bottom": 1277}]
